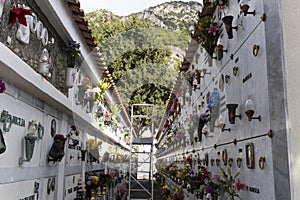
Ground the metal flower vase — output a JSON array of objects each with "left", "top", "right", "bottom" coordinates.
[
  {"left": 19, "top": 120, "right": 39, "bottom": 165},
  {"left": 65, "top": 67, "right": 76, "bottom": 88},
  {"left": 76, "top": 85, "right": 85, "bottom": 105},
  {"left": 86, "top": 98, "right": 94, "bottom": 113},
  {"left": 48, "top": 138, "right": 66, "bottom": 162},
  {"left": 0, "top": 129, "right": 6, "bottom": 154},
  {"left": 38, "top": 49, "right": 50, "bottom": 76},
  {"left": 226, "top": 104, "right": 242, "bottom": 124}
]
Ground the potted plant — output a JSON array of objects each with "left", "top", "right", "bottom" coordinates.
[{"left": 66, "top": 40, "right": 80, "bottom": 88}]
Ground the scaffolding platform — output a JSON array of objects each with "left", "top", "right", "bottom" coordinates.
[
  {"left": 129, "top": 104, "right": 155, "bottom": 200},
  {"left": 132, "top": 137, "right": 153, "bottom": 145}
]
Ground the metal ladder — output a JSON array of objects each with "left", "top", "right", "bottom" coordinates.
[{"left": 128, "top": 104, "right": 154, "bottom": 200}]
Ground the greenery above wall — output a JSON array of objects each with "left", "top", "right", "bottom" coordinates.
[{"left": 85, "top": 2, "right": 198, "bottom": 128}]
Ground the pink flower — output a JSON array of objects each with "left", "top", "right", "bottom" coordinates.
[
  {"left": 234, "top": 179, "right": 247, "bottom": 192},
  {"left": 207, "top": 24, "right": 219, "bottom": 36},
  {"left": 0, "top": 78, "right": 6, "bottom": 93}
]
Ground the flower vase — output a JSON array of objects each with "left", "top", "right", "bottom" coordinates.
[
  {"left": 199, "top": 191, "right": 204, "bottom": 200},
  {"left": 24, "top": 134, "right": 38, "bottom": 161},
  {"left": 76, "top": 85, "right": 85, "bottom": 105},
  {"left": 65, "top": 67, "right": 76, "bottom": 88},
  {"left": 86, "top": 98, "right": 94, "bottom": 113},
  {"left": 207, "top": 55, "right": 213, "bottom": 67},
  {"left": 212, "top": 193, "right": 218, "bottom": 200},
  {"left": 48, "top": 139, "right": 66, "bottom": 162},
  {"left": 90, "top": 189, "right": 97, "bottom": 200},
  {"left": 38, "top": 49, "right": 50, "bottom": 77},
  {"left": 38, "top": 62, "right": 50, "bottom": 76}
]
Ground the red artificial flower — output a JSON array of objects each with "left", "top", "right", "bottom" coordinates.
[
  {"left": 234, "top": 179, "right": 247, "bottom": 192},
  {"left": 105, "top": 111, "right": 109, "bottom": 121},
  {"left": 9, "top": 8, "right": 32, "bottom": 26}
]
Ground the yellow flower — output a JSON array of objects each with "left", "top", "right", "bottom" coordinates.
[{"left": 92, "top": 176, "right": 99, "bottom": 185}]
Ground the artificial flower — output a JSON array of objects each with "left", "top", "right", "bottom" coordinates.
[
  {"left": 9, "top": 8, "right": 32, "bottom": 26},
  {"left": 0, "top": 78, "right": 6, "bottom": 93},
  {"left": 207, "top": 24, "right": 219, "bottom": 36},
  {"left": 234, "top": 178, "right": 248, "bottom": 192}
]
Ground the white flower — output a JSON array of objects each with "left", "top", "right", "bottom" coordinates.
[{"left": 206, "top": 193, "right": 211, "bottom": 199}]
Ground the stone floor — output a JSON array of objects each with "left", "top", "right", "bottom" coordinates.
[{"left": 129, "top": 180, "right": 162, "bottom": 200}]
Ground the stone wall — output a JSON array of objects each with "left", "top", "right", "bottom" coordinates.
[{"left": 0, "top": 0, "right": 69, "bottom": 95}]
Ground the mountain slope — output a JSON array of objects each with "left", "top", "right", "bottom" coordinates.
[
  {"left": 134, "top": 1, "right": 202, "bottom": 31},
  {"left": 85, "top": 1, "right": 201, "bottom": 129},
  {"left": 86, "top": 1, "right": 202, "bottom": 32}
]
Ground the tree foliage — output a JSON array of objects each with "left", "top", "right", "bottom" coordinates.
[{"left": 87, "top": 12, "right": 189, "bottom": 128}]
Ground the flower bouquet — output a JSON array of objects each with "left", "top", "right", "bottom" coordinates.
[
  {"left": 86, "top": 175, "right": 101, "bottom": 189},
  {"left": 67, "top": 125, "right": 80, "bottom": 147},
  {"left": 192, "top": 16, "right": 220, "bottom": 57},
  {"left": 67, "top": 40, "right": 80, "bottom": 68},
  {"left": 195, "top": 166, "right": 210, "bottom": 189},
  {"left": 220, "top": 168, "right": 247, "bottom": 200},
  {"left": 204, "top": 174, "right": 224, "bottom": 197},
  {"left": 85, "top": 175, "right": 101, "bottom": 198},
  {"left": 94, "top": 78, "right": 111, "bottom": 103}
]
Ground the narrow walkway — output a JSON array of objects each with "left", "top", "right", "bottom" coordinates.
[{"left": 129, "top": 180, "right": 162, "bottom": 200}]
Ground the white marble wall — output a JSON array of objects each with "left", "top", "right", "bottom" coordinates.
[{"left": 157, "top": 0, "right": 291, "bottom": 199}]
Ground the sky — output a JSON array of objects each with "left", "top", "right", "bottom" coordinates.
[{"left": 80, "top": 0, "right": 197, "bottom": 16}]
